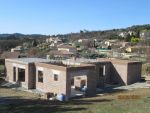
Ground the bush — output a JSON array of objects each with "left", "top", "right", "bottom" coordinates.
[
  {"left": 0, "top": 65, "right": 4, "bottom": 77},
  {"left": 131, "top": 37, "right": 140, "bottom": 43},
  {"left": 146, "top": 65, "right": 150, "bottom": 76}
]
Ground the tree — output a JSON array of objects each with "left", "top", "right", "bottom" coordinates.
[
  {"left": 125, "top": 34, "right": 131, "bottom": 42},
  {"left": 32, "top": 39, "right": 37, "bottom": 47},
  {"left": 80, "top": 30, "right": 84, "bottom": 34},
  {"left": 27, "top": 47, "right": 38, "bottom": 57}
]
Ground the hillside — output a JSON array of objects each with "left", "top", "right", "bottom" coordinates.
[
  {"left": 0, "top": 24, "right": 150, "bottom": 51},
  {"left": 1, "top": 24, "right": 150, "bottom": 40},
  {"left": 55, "top": 24, "right": 150, "bottom": 41}
]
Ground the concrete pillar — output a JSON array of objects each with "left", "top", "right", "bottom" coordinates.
[{"left": 16, "top": 67, "right": 18, "bottom": 81}]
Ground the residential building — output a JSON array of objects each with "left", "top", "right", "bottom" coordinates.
[
  {"left": 78, "top": 39, "right": 90, "bottom": 43},
  {"left": 47, "top": 50, "right": 74, "bottom": 59},
  {"left": 11, "top": 46, "right": 23, "bottom": 52},
  {"left": 57, "top": 44, "right": 77, "bottom": 53},
  {"left": 5, "top": 58, "right": 96, "bottom": 99},
  {"left": 125, "top": 46, "right": 150, "bottom": 53},
  {"left": 5, "top": 58, "right": 142, "bottom": 99},
  {"left": 5, "top": 58, "right": 51, "bottom": 89},
  {"left": 46, "top": 37, "right": 62, "bottom": 44},
  {"left": 140, "top": 30, "right": 150, "bottom": 40}
]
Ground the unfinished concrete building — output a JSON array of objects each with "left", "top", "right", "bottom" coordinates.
[
  {"left": 66, "top": 58, "right": 142, "bottom": 88},
  {"left": 5, "top": 58, "right": 142, "bottom": 99},
  {"left": 89, "top": 58, "right": 142, "bottom": 88},
  {"left": 5, "top": 58, "right": 50, "bottom": 89},
  {"left": 35, "top": 62, "right": 96, "bottom": 98}
]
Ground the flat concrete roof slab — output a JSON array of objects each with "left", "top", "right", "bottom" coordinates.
[{"left": 6, "top": 58, "right": 51, "bottom": 64}]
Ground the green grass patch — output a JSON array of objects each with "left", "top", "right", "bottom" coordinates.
[
  {"left": 0, "top": 65, "right": 4, "bottom": 77},
  {"left": 0, "top": 65, "right": 4, "bottom": 71}
]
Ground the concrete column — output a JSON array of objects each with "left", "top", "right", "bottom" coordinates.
[{"left": 16, "top": 67, "right": 18, "bottom": 81}]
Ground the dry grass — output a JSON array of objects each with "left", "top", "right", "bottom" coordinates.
[
  {"left": 0, "top": 86, "right": 39, "bottom": 99},
  {"left": 0, "top": 84, "right": 150, "bottom": 113}
]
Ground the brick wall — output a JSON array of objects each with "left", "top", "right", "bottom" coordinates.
[
  {"left": 28, "top": 63, "right": 36, "bottom": 89},
  {"left": 110, "top": 62, "right": 142, "bottom": 85},
  {"left": 127, "top": 63, "right": 142, "bottom": 84},
  {"left": 35, "top": 65, "right": 67, "bottom": 96},
  {"left": 94, "top": 62, "right": 111, "bottom": 88},
  {"left": 5, "top": 60, "right": 13, "bottom": 82},
  {"left": 5, "top": 60, "right": 30, "bottom": 89},
  {"left": 111, "top": 63, "right": 128, "bottom": 85},
  {"left": 67, "top": 68, "right": 96, "bottom": 97}
]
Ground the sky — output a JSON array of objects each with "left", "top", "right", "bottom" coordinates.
[{"left": 0, "top": 0, "right": 150, "bottom": 35}]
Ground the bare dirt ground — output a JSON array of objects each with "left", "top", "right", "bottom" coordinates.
[{"left": 1, "top": 78, "right": 150, "bottom": 113}]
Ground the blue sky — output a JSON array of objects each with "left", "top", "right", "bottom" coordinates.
[{"left": 0, "top": 0, "right": 150, "bottom": 35}]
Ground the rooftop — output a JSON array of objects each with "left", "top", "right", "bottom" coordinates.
[
  {"left": 64, "top": 58, "right": 110, "bottom": 64},
  {"left": 97, "top": 58, "right": 141, "bottom": 64},
  {"left": 5, "top": 57, "right": 141, "bottom": 66},
  {"left": 57, "top": 44, "right": 76, "bottom": 49},
  {"left": 64, "top": 58, "right": 141, "bottom": 65},
  {"left": 6, "top": 58, "right": 51, "bottom": 64},
  {"left": 36, "top": 61, "right": 95, "bottom": 71},
  {"left": 48, "top": 50, "right": 74, "bottom": 55}
]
